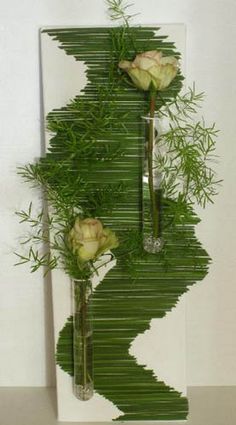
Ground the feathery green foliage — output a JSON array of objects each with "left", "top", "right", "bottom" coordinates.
[
  {"left": 16, "top": 25, "right": 184, "bottom": 277},
  {"left": 106, "top": 0, "right": 138, "bottom": 24},
  {"left": 157, "top": 86, "right": 220, "bottom": 208}
]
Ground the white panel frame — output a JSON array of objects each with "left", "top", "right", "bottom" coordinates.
[{"left": 40, "top": 24, "right": 186, "bottom": 422}]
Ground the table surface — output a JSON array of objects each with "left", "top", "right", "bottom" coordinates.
[{"left": 0, "top": 386, "right": 235, "bottom": 425}]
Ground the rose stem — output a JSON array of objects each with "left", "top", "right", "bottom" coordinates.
[{"left": 148, "top": 90, "right": 159, "bottom": 238}]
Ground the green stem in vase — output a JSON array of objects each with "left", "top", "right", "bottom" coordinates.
[
  {"left": 73, "top": 279, "right": 93, "bottom": 401},
  {"left": 81, "top": 283, "right": 87, "bottom": 390},
  {"left": 148, "top": 89, "right": 159, "bottom": 239}
]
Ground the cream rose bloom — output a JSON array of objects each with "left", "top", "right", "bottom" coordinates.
[
  {"left": 69, "top": 217, "right": 119, "bottom": 262},
  {"left": 119, "top": 50, "right": 179, "bottom": 91}
]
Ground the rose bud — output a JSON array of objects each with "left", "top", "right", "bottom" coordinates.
[
  {"left": 119, "top": 50, "right": 179, "bottom": 91},
  {"left": 68, "top": 217, "right": 119, "bottom": 262}
]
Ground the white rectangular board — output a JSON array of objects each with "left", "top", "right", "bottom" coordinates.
[{"left": 40, "top": 24, "right": 187, "bottom": 422}]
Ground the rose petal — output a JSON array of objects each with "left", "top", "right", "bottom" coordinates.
[
  {"left": 80, "top": 218, "right": 103, "bottom": 239},
  {"left": 78, "top": 240, "right": 100, "bottom": 261},
  {"left": 129, "top": 68, "right": 152, "bottom": 91},
  {"left": 133, "top": 55, "right": 157, "bottom": 70},
  {"left": 148, "top": 64, "right": 178, "bottom": 90},
  {"left": 160, "top": 56, "right": 179, "bottom": 67},
  {"left": 142, "top": 50, "right": 163, "bottom": 63},
  {"left": 119, "top": 60, "right": 132, "bottom": 71},
  {"left": 97, "top": 228, "right": 119, "bottom": 257}
]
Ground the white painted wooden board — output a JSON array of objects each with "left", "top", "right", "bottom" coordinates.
[{"left": 40, "top": 24, "right": 186, "bottom": 422}]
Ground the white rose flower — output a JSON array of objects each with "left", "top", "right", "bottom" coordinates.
[
  {"left": 69, "top": 217, "right": 119, "bottom": 262},
  {"left": 119, "top": 50, "right": 179, "bottom": 91}
]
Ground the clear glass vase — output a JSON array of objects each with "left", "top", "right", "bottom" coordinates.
[
  {"left": 142, "top": 114, "right": 164, "bottom": 253},
  {"left": 73, "top": 279, "right": 94, "bottom": 401}
]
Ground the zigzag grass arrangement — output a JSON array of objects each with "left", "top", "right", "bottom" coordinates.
[{"left": 15, "top": 1, "right": 220, "bottom": 419}]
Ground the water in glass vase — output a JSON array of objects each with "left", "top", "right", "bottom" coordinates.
[
  {"left": 142, "top": 114, "right": 164, "bottom": 253},
  {"left": 73, "top": 279, "right": 94, "bottom": 401}
]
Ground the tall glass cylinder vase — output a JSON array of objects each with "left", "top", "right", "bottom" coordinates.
[
  {"left": 142, "top": 113, "right": 164, "bottom": 253},
  {"left": 73, "top": 279, "right": 94, "bottom": 401}
]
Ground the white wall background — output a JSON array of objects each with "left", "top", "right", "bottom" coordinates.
[{"left": 0, "top": 0, "right": 236, "bottom": 388}]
